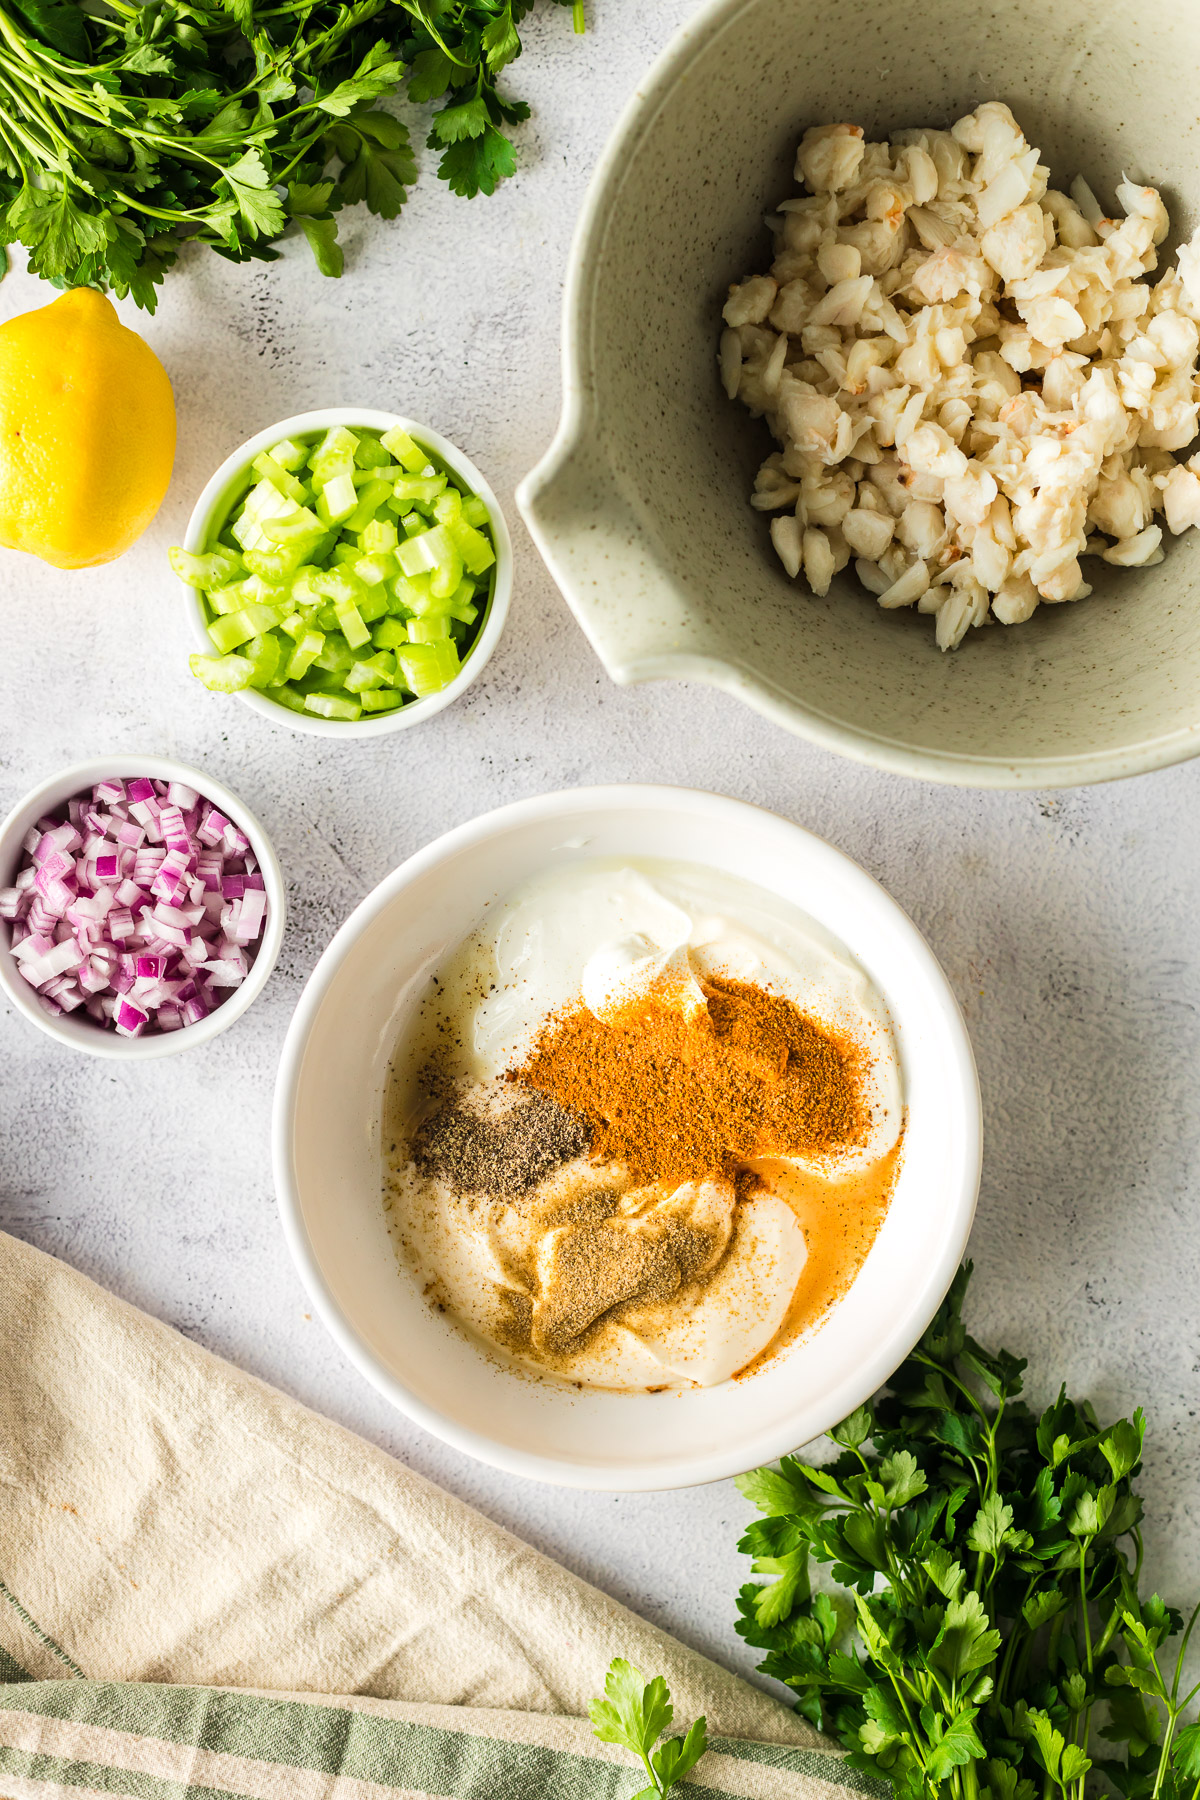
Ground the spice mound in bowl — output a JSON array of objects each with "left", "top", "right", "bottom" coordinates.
[
  {"left": 383, "top": 858, "right": 903, "bottom": 1391},
  {"left": 0, "top": 768, "right": 278, "bottom": 1048}
]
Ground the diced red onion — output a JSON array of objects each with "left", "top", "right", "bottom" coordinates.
[{"left": 3, "top": 776, "right": 269, "bottom": 1037}]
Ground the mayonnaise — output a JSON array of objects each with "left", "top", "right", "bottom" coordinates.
[{"left": 382, "top": 858, "right": 902, "bottom": 1391}]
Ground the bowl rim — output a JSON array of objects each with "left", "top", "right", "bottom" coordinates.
[
  {"left": 182, "top": 407, "right": 513, "bottom": 740},
  {"left": 272, "top": 782, "right": 983, "bottom": 1490},
  {"left": 0, "top": 754, "right": 286, "bottom": 1059},
  {"left": 517, "top": 0, "right": 1200, "bottom": 792}
]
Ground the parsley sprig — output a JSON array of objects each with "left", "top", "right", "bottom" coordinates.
[
  {"left": 736, "top": 1264, "right": 1200, "bottom": 1800},
  {"left": 589, "top": 1659, "right": 709, "bottom": 1799},
  {"left": 0, "top": 0, "right": 582, "bottom": 308}
]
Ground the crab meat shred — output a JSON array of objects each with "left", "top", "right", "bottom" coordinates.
[{"left": 720, "top": 100, "right": 1200, "bottom": 649}]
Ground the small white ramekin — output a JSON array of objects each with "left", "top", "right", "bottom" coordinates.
[
  {"left": 180, "top": 408, "right": 513, "bottom": 739},
  {"left": 0, "top": 756, "right": 285, "bottom": 1060}
]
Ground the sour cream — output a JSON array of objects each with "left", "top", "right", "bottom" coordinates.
[{"left": 382, "top": 858, "right": 903, "bottom": 1391}]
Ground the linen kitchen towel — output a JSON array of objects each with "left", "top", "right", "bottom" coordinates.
[{"left": 0, "top": 1229, "right": 875, "bottom": 1800}]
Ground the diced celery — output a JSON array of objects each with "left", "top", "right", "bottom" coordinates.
[
  {"left": 314, "top": 631, "right": 353, "bottom": 672},
  {"left": 334, "top": 597, "right": 370, "bottom": 649},
  {"left": 355, "top": 463, "right": 403, "bottom": 486},
  {"left": 316, "top": 472, "right": 359, "bottom": 526},
  {"left": 259, "top": 505, "right": 326, "bottom": 550},
  {"left": 243, "top": 545, "right": 304, "bottom": 583},
  {"left": 354, "top": 434, "right": 392, "bottom": 470},
  {"left": 304, "top": 693, "right": 362, "bottom": 720},
  {"left": 243, "top": 632, "right": 286, "bottom": 688},
  {"left": 309, "top": 426, "right": 359, "bottom": 473},
  {"left": 445, "top": 577, "right": 477, "bottom": 614},
  {"left": 353, "top": 552, "right": 396, "bottom": 589},
  {"left": 173, "top": 425, "right": 486, "bottom": 727},
  {"left": 362, "top": 517, "right": 398, "bottom": 554},
  {"left": 408, "top": 615, "right": 452, "bottom": 643},
  {"left": 315, "top": 565, "right": 365, "bottom": 606},
  {"left": 170, "top": 545, "right": 245, "bottom": 589},
  {"left": 290, "top": 567, "right": 325, "bottom": 607},
  {"left": 344, "top": 652, "right": 395, "bottom": 692},
  {"left": 206, "top": 579, "right": 253, "bottom": 617},
  {"left": 356, "top": 586, "right": 389, "bottom": 624},
  {"left": 396, "top": 640, "right": 460, "bottom": 697},
  {"left": 391, "top": 572, "right": 439, "bottom": 616},
  {"left": 252, "top": 451, "right": 308, "bottom": 506},
  {"left": 272, "top": 685, "right": 311, "bottom": 713},
  {"left": 447, "top": 517, "right": 494, "bottom": 575},
  {"left": 208, "top": 603, "right": 282, "bottom": 653},
  {"left": 396, "top": 524, "right": 457, "bottom": 579},
  {"left": 380, "top": 426, "right": 429, "bottom": 473},
  {"left": 372, "top": 617, "right": 409, "bottom": 650},
  {"left": 269, "top": 436, "right": 310, "bottom": 472},
  {"left": 286, "top": 629, "right": 324, "bottom": 680},
  {"left": 190, "top": 652, "right": 253, "bottom": 692},
  {"left": 345, "top": 478, "right": 395, "bottom": 534},
  {"left": 393, "top": 474, "right": 447, "bottom": 505},
  {"left": 231, "top": 479, "right": 302, "bottom": 552},
  {"left": 429, "top": 549, "right": 464, "bottom": 601}
]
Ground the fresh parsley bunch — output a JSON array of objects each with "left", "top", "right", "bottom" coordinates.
[
  {"left": 736, "top": 1264, "right": 1200, "bottom": 1800},
  {"left": 589, "top": 1659, "right": 709, "bottom": 1799},
  {"left": 0, "top": 0, "right": 582, "bottom": 308}
]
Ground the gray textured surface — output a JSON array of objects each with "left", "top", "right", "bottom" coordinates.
[{"left": 1, "top": 0, "right": 1199, "bottom": 1699}]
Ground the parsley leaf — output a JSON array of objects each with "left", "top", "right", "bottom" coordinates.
[
  {"left": 436, "top": 124, "right": 517, "bottom": 198},
  {"left": 589, "top": 1661, "right": 708, "bottom": 1799},
  {"left": 734, "top": 1262, "right": 1200, "bottom": 1800},
  {"left": 0, "top": 0, "right": 583, "bottom": 303}
]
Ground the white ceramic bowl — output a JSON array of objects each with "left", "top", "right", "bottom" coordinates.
[
  {"left": 182, "top": 408, "right": 513, "bottom": 739},
  {"left": 273, "top": 785, "right": 981, "bottom": 1490},
  {"left": 0, "top": 756, "right": 285, "bottom": 1060},
  {"left": 518, "top": 0, "right": 1200, "bottom": 789}
]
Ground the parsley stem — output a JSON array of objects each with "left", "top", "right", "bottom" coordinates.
[
  {"left": 572, "top": 0, "right": 585, "bottom": 31},
  {"left": 1172, "top": 1601, "right": 1200, "bottom": 1705}
]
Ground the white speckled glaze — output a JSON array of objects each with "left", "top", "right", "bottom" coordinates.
[{"left": 519, "top": 0, "right": 1200, "bottom": 789}]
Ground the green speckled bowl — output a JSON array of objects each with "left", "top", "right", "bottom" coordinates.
[{"left": 518, "top": 0, "right": 1200, "bottom": 788}]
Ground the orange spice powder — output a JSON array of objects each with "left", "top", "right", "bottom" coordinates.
[{"left": 510, "top": 974, "right": 868, "bottom": 1188}]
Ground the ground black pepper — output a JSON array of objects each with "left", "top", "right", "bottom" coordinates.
[{"left": 414, "top": 1085, "right": 590, "bottom": 1196}]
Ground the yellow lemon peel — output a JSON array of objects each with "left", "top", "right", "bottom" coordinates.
[{"left": 0, "top": 287, "right": 176, "bottom": 569}]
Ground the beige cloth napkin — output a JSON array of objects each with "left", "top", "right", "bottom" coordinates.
[{"left": 0, "top": 1230, "right": 867, "bottom": 1800}]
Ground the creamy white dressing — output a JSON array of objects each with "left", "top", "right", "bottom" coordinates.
[{"left": 382, "top": 858, "right": 902, "bottom": 1391}]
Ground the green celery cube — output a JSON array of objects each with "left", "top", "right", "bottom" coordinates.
[
  {"left": 334, "top": 597, "right": 371, "bottom": 649},
  {"left": 317, "top": 472, "right": 359, "bottom": 526},
  {"left": 354, "top": 434, "right": 391, "bottom": 470},
  {"left": 396, "top": 640, "right": 460, "bottom": 697},
  {"left": 380, "top": 426, "right": 428, "bottom": 473},
  {"left": 408, "top": 615, "right": 452, "bottom": 643},
  {"left": 190, "top": 652, "right": 253, "bottom": 692},
  {"left": 372, "top": 618, "right": 409, "bottom": 650},
  {"left": 304, "top": 693, "right": 362, "bottom": 720}
]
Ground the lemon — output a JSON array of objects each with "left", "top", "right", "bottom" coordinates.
[{"left": 0, "top": 287, "right": 176, "bottom": 569}]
